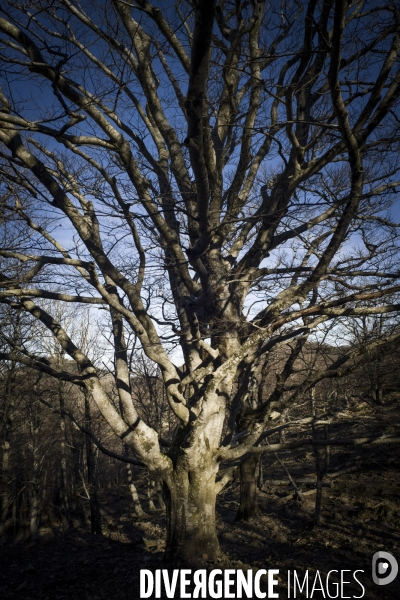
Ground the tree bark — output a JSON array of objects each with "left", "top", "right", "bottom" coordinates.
[
  {"left": 58, "top": 381, "right": 70, "bottom": 531},
  {"left": 126, "top": 456, "right": 146, "bottom": 518},
  {"left": 84, "top": 389, "right": 102, "bottom": 535},
  {"left": 164, "top": 467, "right": 220, "bottom": 561},
  {"left": 0, "top": 363, "right": 15, "bottom": 538},
  {"left": 29, "top": 486, "right": 39, "bottom": 539},
  {"left": 236, "top": 454, "right": 261, "bottom": 521},
  {"left": 29, "top": 428, "right": 40, "bottom": 539},
  {"left": 0, "top": 440, "right": 10, "bottom": 537}
]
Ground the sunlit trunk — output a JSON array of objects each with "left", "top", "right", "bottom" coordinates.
[{"left": 164, "top": 466, "right": 219, "bottom": 561}]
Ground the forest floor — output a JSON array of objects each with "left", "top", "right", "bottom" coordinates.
[{"left": 1, "top": 401, "right": 400, "bottom": 600}]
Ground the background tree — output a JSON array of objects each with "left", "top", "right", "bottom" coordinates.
[{"left": 0, "top": 0, "right": 400, "bottom": 559}]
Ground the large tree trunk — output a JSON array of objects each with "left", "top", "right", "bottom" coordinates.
[
  {"left": 236, "top": 455, "right": 260, "bottom": 521},
  {"left": 160, "top": 388, "right": 229, "bottom": 562},
  {"left": 164, "top": 466, "right": 220, "bottom": 561}
]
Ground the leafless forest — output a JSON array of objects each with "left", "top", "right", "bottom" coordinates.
[{"left": 0, "top": 0, "right": 400, "bottom": 597}]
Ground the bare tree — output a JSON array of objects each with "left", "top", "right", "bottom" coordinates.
[
  {"left": 338, "top": 312, "right": 400, "bottom": 404},
  {"left": 0, "top": 0, "right": 400, "bottom": 559}
]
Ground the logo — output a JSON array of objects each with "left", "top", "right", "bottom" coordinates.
[{"left": 372, "top": 551, "right": 398, "bottom": 586}]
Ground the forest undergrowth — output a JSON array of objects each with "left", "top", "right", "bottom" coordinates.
[{"left": 1, "top": 402, "right": 399, "bottom": 600}]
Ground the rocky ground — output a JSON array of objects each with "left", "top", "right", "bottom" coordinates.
[{"left": 1, "top": 402, "right": 399, "bottom": 600}]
